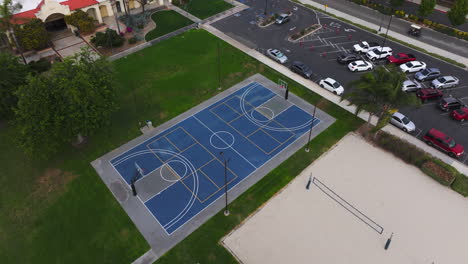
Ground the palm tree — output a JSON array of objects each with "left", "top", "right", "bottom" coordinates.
[
  {"left": 0, "top": 0, "right": 26, "bottom": 63},
  {"left": 341, "top": 65, "right": 419, "bottom": 133}
]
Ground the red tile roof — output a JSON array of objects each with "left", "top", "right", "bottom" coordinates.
[
  {"left": 12, "top": 0, "right": 99, "bottom": 24},
  {"left": 60, "top": 0, "right": 99, "bottom": 11}
]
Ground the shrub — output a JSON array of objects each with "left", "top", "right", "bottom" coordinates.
[
  {"left": 119, "top": 12, "right": 151, "bottom": 31},
  {"left": 14, "top": 18, "right": 49, "bottom": 51},
  {"left": 128, "top": 37, "right": 138, "bottom": 44},
  {"left": 65, "top": 10, "right": 95, "bottom": 34},
  {"left": 420, "top": 159, "right": 457, "bottom": 186},
  {"left": 91, "top": 29, "right": 125, "bottom": 48},
  {"left": 451, "top": 174, "right": 468, "bottom": 197},
  {"left": 375, "top": 132, "right": 429, "bottom": 167},
  {"left": 28, "top": 58, "right": 52, "bottom": 74}
]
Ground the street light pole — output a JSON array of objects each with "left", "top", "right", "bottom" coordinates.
[
  {"left": 220, "top": 152, "right": 230, "bottom": 216},
  {"left": 264, "top": 0, "right": 268, "bottom": 15},
  {"left": 378, "top": 13, "right": 384, "bottom": 32},
  {"left": 381, "top": 12, "right": 393, "bottom": 49},
  {"left": 305, "top": 104, "right": 317, "bottom": 152}
]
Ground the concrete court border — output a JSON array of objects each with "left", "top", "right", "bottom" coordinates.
[{"left": 92, "top": 73, "right": 335, "bottom": 260}]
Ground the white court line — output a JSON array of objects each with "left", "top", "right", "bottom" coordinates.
[{"left": 193, "top": 116, "right": 257, "bottom": 169}]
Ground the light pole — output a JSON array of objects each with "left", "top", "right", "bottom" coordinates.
[
  {"left": 110, "top": 0, "right": 121, "bottom": 34},
  {"left": 378, "top": 13, "right": 385, "bottom": 32},
  {"left": 220, "top": 152, "right": 230, "bottom": 216},
  {"left": 264, "top": 0, "right": 268, "bottom": 15},
  {"left": 381, "top": 12, "right": 393, "bottom": 50},
  {"left": 305, "top": 104, "right": 317, "bottom": 152}
]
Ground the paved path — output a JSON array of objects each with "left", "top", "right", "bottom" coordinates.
[{"left": 303, "top": 0, "right": 468, "bottom": 65}]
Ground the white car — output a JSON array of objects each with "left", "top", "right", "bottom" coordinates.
[
  {"left": 347, "top": 60, "right": 373, "bottom": 72},
  {"left": 401, "top": 80, "right": 422, "bottom": 92},
  {"left": 353, "top": 41, "right": 381, "bottom": 53},
  {"left": 266, "top": 49, "right": 288, "bottom": 64},
  {"left": 399, "top": 61, "right": 427, "bottom": 73},
  {"left": 366, "top": 47, "right": 392, "bottom": 61},
  {"left": 431, "top": 76, "right": 459, "bottom": 89},
  {"left": 319, "top": 77, "right": 344, "bottom": 95},
  {"left": 390, "top": 112, "right": 415, "bottom": 133}
]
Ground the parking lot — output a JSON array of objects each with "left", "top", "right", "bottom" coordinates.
[{"left": 213, "top": 0, "right": 468, "bottom": 164}]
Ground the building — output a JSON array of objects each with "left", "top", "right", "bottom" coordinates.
[{"left": 11, "top": 0, "right": 166, "bottom": 30}]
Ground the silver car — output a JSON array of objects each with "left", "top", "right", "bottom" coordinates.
[
  {"left": 431, "top": 76, "right": 459, "bottom": 89},
  {"left": 390, "top": 112, "right": 415, "bottom": 133},
  {"left": 266, "top": 49, "right": 288, "bottom": 64},
  {"left": 401, "top": 80, "right": 422, "bottom": 92}
]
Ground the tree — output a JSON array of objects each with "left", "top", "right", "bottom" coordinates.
[
  {"left": 14, "top": 48, "right": 117, "bottom": 157},
  {"left": 390, "top": 0, "right": 405, "bottom": 8},
  {"left": 0, "top": 52, "right": 29, "bottom": 119},
  {"left": 418, "top": 0, "right": 437, "bottom": 19},
  {"left": 91, "top": 28, "right": 124, "bottom": 48},
  {"left": 14, "top": 18, "right": 49, "bottom": 51},
  {"left": 341, "top": 65, "right": 419, "bottom": 132},
  {"left": 135, "top": 0, "right": 149, "bottom": 13},
  {"left": 0, "top": 0, "right": 26, "bottom": 63},
  {"left": 64, "top": 10, "right": 95, "bottom": 34},
  {"left": 447, "top": 0, "right": 468, "bottom": 26}
]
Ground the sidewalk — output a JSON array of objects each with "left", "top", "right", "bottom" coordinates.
[
  {"left": 302, "top": 0, "right": 468, "bottom": 67},
  {"left": 202, "top": 23, "right": 468, "bottom": 176}
]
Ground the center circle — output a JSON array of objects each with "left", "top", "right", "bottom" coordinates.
[
  {"left": 250, "top": 106, "right": 275, "bottom": 123},
  {"left": 210, "top": 131, "right": 235, "bottom": 150},
  {"left": 160, "top": 159, "right": 188, "bottom": 182}
]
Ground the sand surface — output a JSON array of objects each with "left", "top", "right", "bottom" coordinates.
[{"left": 223, "top": 133, "right": 468, "bottom": 264}]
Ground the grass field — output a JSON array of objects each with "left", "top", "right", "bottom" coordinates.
[
  {"left": 145, "top": 10, "right": 194, "bottom": 41},
  {"left": 178, "top": 0, "right": 233, "bottom": 19},
  {"left": 0, "top": 29, "right": 362, "bottom": 263}
]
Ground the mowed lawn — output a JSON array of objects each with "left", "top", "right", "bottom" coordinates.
[
  {"left": 0, "top": 29, "right": 362, "bottom": 264},
  {"left": 181, "top": 0, "right": 233, "bottom": 19},
  {"left": 145, "top": 10, "right": 194, "bottom": 41}
]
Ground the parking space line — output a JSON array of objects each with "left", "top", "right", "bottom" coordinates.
[
  {"left": 414, "top": 128, "right": 423, "bottom": 138},
  {"left": 440, "top": 112, "right": 450, "bottom": 115},
  {"left": 462, "top": 154, "right": 468, "bottom": 164},
  {"left": 445, "top": 86, "right": 468, "bottom": 91}
]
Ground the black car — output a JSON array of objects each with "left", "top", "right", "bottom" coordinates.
[
  {"left": 337, "top": 53, "right": 359, "bottom": 64},
  {"left": 438, "top": 97, "right": 466, "bottom": 112},
  {"left": 290, "top": 61, "right": 313, "bottom": 79}
]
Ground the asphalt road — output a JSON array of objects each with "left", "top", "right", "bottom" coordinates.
[{"left": 213, "top": 0, "right": 468, "bottom": 164}]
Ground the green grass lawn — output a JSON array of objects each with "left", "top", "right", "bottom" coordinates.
[
  {"left": 0, "top": 29, "right": 362, "bottom": 263},
  {"left": 178, "top": 0, "right": 233, "bottom": 19},
  {"left": 145, "top": 10, "right": 194, "bottom": 41}
]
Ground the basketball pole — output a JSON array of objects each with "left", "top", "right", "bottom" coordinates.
[
  {"left": 305, "top": 104, "right": 317, "bottom": 152},
  {"left": 131, "top": 172, "right": 138, "bottom": 196},
  {"left": 220, "top": 152, "right": 230, "bottom": 216}
]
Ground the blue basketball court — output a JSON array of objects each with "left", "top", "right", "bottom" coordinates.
[{"left": 110, "top": 82, "right": 320, "bottom": 235}]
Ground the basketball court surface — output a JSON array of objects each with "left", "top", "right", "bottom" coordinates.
[{"left": 92, "top": 74, "right": 335, "bottom": 256}]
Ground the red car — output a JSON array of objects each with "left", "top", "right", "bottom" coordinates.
[
  {"left": 416, "top": 88, "right": 443, "bottom": 102},
  {"left": 387, "top": 53, "right": 416, "bottom": 64},
  {"left": 423, "top": 128, "right": 464, "bottom": 158},
  {"left": 451, "top": 107, "right": 468, "bottom": 122}
]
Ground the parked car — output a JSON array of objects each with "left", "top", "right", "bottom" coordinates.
[
  {"left": 290, "top": 61, "right": 313, "bottom": 79},
  {"left": 366, "top": 47, "right": 392, "bottom": 61},
  {"left": 401, "top": 80, "right": 422, "bottom": 92},
  {"left": 353, "top": 41, "right": 381, "bottom": 53},
  {"left": 387, "top": 53, "right": 416, "bottom": 64},
  {"left": 266, "top": 48, "right": 288, "bottom": 64},
  {"left": 438, "top": 97, "right": 466, "bottom": 112},
  {"left": 319, "top": 77, "right": 344, "bottom": 95},
  {"left": 390, "top": 112, "right": 415, "bottom": 132},
  {"left": 451, "top": 107, "right": 468, "bottom": 122},
  {"left": 347, "top": 60, "right": 373, "bottom": 72},
  {"left": 415, "top": 68, "right": 441, "bottom": 82},
  {"left": 399, "top": 61, "right": 427, "bottom": 73},
  {"left": 422, "top": 128, "right": 464, "bottom": 158},
  {"left": 416, "top": 88, "right": 443, "bottom": 102},
  {"left": 275, "top": 13, "right": 290, "bottom": 24},
  {"left": 431, "top": 76, "right": 459, "bottom": 89},
  {"left": 336, "top": 53, "right": 360, "bottom": 64}
]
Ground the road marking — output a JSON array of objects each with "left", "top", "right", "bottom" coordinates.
[
  {"left": 443, "top": 85, "right": 468, "bottom": 91},
  {"left": 440, "top": 112, "right": 450, "bottom": 115},
  {"left": 414, "top": 128, "right": 423, "bottom": 138},
  {"left": 317, "top": 35, "right": 323, "bottom": 43},
  {"left": 290, "top": 27, "right": 296, "bottom": 31},
  {"left": 344, "top": 28, "right": 356, "bottom": 32}
]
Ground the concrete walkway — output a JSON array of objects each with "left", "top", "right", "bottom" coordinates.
[
  {"left": 301, "top": 0, "right": 468, "bottom": 67},
  {"left": 202, "top": 23, "right": 468, "bottom": 176}
]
